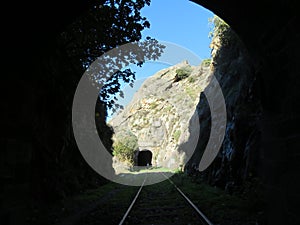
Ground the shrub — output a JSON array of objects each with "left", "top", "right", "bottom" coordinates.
[
  {"left": 113, "top": 131, "right": 138, "bottom": 164},
  {"left": 174, "top": 66, "right": 192, "bottom": 82},
  {"left": 188, "top": 76, "right": 196, "bottom": 83},
  {"left": 201, "top": 58, "right": 211, "bottom": 67},
  {"left": 208, "top": 15, "right": 238, "bottom": 46}
]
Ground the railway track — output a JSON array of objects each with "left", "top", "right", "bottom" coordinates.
[{"left": 119, "top": 173, "right": 213, "bottom": 225}]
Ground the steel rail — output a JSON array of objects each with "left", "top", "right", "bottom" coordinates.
[
  {"left": 161, "top": 173, "right": 214, "bottom": 225},
  {"left": 118, "top": 175, "right": 147, "bottom": 225},
  {"left": 119, "top": 173, "right": 213, "bottom": 225}
]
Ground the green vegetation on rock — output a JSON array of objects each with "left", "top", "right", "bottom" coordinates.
[
  {"left": 201, "top": 58, "right": 211, "bottom": 67},
  {"left": 149, "top": 101, "right": 158, "bottom": 109},
  {"left": 163, "top": 105, "right": 173, "bottom": 112},
  {"left": 173, "top": 130, "right": 181, "bottom": 142},
  {"left": 209, "top": 15, "right": 238, "bottom": 46},
  {"left": 113, "top": 131, "right": 138, "bottom": 165},
  {"left": 185, "top": 86, "right": 198, "bottom": 100},
  {"left": 174, "top": 66, "right": 192, "bottom": 82},
  {"left": 188, "top": 76, "right": 196, "bottom": 83}
]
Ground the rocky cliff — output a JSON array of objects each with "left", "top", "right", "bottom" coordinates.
[
  {"left": 110, "top": 17, "right": 262, "bottom": 195},
  {"left": 187, "top": 20, "right": 262, "bottom": 193},
  {"left": 109, "top": 60, "right": 213, "bottom": 170}
]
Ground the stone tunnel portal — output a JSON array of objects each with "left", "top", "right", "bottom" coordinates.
[{"left": 137, "top": 150, "right": 152, "bottom": 166}]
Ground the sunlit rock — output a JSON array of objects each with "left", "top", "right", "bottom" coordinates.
[{"left": 109, "top": 60, "right": 212, "bottom": 170}]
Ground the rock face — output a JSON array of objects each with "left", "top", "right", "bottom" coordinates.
[
  {"left": 187, "top": 25, "right": 262, "bottom": 192},
  {"left": 109, "top": 60, "right": 212, "bottom": 169}
]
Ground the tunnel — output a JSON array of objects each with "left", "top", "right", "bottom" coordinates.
[
  {"left": 3, "top": 1, "right": 300, "bottom": 225},
  {"left": 137, "top": 150, "right": 152, "bottom": 166}
]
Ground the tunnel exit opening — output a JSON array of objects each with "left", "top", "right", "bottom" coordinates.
[{"left": 137, "top": 150, "right": 152, "bottom": 166}]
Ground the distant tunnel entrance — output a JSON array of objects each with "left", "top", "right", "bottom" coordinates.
[{"left": 137, "top": 150, "right": 152, "bottom": 166}]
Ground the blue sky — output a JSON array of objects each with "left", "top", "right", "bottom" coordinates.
[
  {"left": 107, "top": 0, "right": 214, "bottom": 120},
  {"left": 141, "top": 0, "right": 214, "bottom": 59}
]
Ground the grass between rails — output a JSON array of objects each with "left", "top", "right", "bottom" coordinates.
[{"left": 124, "top": 178, "right": 204, "bottom": 225}]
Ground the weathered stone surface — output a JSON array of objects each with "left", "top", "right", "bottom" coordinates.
[
  {"left": 109, "top": 61, "right": 212, "bottom": 169},
  {"left": 186, "top": 26, "right": 263, "bottom": 191}
]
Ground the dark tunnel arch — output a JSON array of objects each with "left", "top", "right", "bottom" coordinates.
[
  {"left": 6, "top": 1, "right": 299, "bottom": 225},
  {"left": 137, "top": 150, "right": 152, "bottom": 166}
]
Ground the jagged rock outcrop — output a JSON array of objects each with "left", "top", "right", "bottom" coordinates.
[
  {"left": 109, "top": 60, "right": 212, "bottom": 170},
  {"left": 187, "top": 24, "right": 262, "bottom": 193}
]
